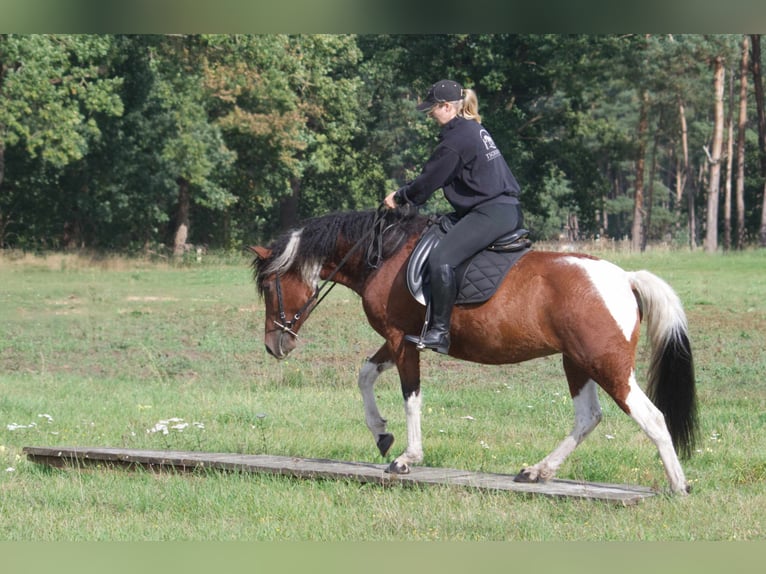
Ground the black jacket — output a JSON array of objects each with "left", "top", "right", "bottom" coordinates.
[{"left": 395, "top": 116, "right": 520, "bottom": 217}]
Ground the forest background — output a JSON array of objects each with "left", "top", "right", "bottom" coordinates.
[{"left": 2, "top": 34, "right": 766, "bottom": 255}]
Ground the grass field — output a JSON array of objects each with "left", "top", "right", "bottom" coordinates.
[{"left": 1, "top": 247, "right": 765, "bottom": 541}]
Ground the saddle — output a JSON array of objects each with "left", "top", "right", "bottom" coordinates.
[{"left": 406, "top": 215, "right": 532, "bottom": 306}]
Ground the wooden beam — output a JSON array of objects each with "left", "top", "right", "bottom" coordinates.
[{"left": 23, "top": 446, "right": 657, "bottom": 505}]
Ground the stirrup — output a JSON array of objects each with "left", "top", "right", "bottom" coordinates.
[
  {"left": 404, "top": 333, "right": 426, "bottom": 350},
  {"left": 404, "top": 331, "right": 450, "bottom": 354},
  {"left": 405, "top": 302, "right": 432, "bottom": 350}
]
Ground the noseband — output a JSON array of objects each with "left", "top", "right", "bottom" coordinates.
[{"left": 270, "top": 206, "right": 393, "bottom": 340}]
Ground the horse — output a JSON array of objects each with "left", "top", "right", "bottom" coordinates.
[{"left": 250, "top": 207, "right": 699, "bottom": 495}]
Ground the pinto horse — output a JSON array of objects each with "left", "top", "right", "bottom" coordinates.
[{"left": 250, "top": 208, "right": 698, "bottom": 495}]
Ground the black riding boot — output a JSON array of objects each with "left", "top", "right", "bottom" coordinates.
[{"left": 405, "top": 264, "right": 457, "bottom": 354}]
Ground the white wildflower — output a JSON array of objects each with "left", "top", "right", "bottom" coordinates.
[
  {"left": 148, "top": 418, "right": 204, "bottom": 434},
  {"left": 7, "top": 422, "right": 37, "bottom": 431},
  {"left": 148, "top": 421, "right": 170, "bottom": 435}
]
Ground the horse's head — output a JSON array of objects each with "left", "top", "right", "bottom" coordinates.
[
  {"left": 250, "top": 208, "right": 425, "bottom": 360},
  {"left": 250, "top": 244, "right": 318, "bottom": 360}
]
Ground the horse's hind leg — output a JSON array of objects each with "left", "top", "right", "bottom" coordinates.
[
  {"left": 623, "top": 375, "right": 689, "bottom": 494},
  {"left": 515, "top": 359, "right": 602, "bottom": 483},
  {"left": 358, "top": 345, "right": 395, "bottom": 457}
]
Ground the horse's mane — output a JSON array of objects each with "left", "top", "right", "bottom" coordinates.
[{"left": 253, "top": 207, "right": 427, "bottom": 295}]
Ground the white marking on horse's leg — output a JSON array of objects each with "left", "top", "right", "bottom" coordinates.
[
  {"left": 393, "top": 390, "right": 424, "bottom": 468},
  {"left": 524, "top": 380, "right": 602, "bottom": 481},
  {"left": 357, "top": 359, "right": 393, "bottom": 439},
  {"left": 624, "top": 374, "right": 688, "bottom": 494}
]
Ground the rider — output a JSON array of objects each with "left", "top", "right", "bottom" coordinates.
[{"left": 384, "top": 79, "right": 523, "bottom": 354}]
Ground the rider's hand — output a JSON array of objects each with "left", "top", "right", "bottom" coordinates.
[{"left": 383, "top": 191, "right": 398, "bottom": 210}]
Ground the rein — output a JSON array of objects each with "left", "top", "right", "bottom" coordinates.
[{"left": 272, "top": 206, "right": 394, "bottom": 339}]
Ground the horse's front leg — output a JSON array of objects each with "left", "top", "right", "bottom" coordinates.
[
  {"left": 358, "top": 345, "right": 395, "bottom": 457},
  {"left": 387, "top": 343, "right": 423, "bottom": 475}
]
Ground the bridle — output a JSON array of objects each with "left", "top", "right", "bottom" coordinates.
[
  {"left": 270, "top": 205, "right": 394, "bottom": 340},
  {"left": 272, "top": 266, "right": 342, "bottom": 339}
]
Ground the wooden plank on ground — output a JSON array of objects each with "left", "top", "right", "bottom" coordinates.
[{"left": 22, "top": 446, "right": 657, "bottom": 505}]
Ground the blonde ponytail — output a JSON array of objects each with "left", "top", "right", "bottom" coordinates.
[{"left": 457, "top": 88, "right": 481, "bottom": 123}]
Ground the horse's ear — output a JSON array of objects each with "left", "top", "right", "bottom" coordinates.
[{"left": 248, "top": 246, "right": 271, "bottom": 260}]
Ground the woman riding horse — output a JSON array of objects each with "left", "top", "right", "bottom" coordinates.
[{"left": 384, "top": 79, "right": 523, "bottom": 354}]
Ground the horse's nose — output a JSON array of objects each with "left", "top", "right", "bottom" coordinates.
[{"left": 265, "top": 343, "right": 287, "bottom": 360}]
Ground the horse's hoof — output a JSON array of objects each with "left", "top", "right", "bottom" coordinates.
[
  {"left": 377, "top": 433, "right": 394, "bottom": 457},
  {"left": 385, "top": 460, "right": 410, "bottom": 475},
  {"left": 513, "top": 469, "right": 540, "bottom": 483}
]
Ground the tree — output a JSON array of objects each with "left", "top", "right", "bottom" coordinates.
[
  {"left": 151, "top": 35, "right": 236, "bottom": 254},
  {"left": 636, "top": 35, "right": 740, "bottom": 250},
  {"left": 78, "top": 35, "right": 236, "bottom": 252},
  {"left": 752, "top": 34, "right": 766, "bottom": 247},
  {"left": 705, "top": 55, "right": 725, "bottom": 253},
  {"left": 735, "top": 35, "right": 749, "bottom": 250},
  {"left": 0, "top": 34, "right": 123, "bottom": 247},
  {"left": 203, "top": 34, "right": 366, "bottom": 243},
  {"left": 632, "top": 88, "right": 650, "bottom": 251}
]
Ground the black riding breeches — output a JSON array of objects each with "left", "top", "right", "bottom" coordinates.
[{"left": 428, "top": 202, "right": 523, "bottom": 275}]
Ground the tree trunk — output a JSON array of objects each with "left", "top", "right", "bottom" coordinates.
[
  {"left": 632, "top": 89, "right": 649, "bottom": 252},
  {"left": 173, "top": 176, "right": 191, "bottom": 256},
  {"left": 279, "top": 177, "right": 301, "bottom": 231},
  {"left": 674, "top": 152, "right": 683, "bottom": 239},
  {"left": 678, "top": 99, "right": 696, "bottom": 248},
  {"left": 723, "top": 68, "right": 734, "bottom": 251},
  {"left": 567, "top": 212, "right": 579, "bottom": 241},
  {"left": 0, "top": 143, "right": 6, "bottom": 247},
  {"left": 736, "top": 35, "right": 749, "bottom": 250},
  {"left": 705, "top": 56, "right": 725, "bottom": 254},
  {"left": 644, "top": 126, "right": 660, "bottom": 250},
  {"left": 752, "top": 34, "right": 766, "bottom": 247}
]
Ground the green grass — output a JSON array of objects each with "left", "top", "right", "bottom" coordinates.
[{"left": 1, "top": 248, "right": 765, "bottom": 540}]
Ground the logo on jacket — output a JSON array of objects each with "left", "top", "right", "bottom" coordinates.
[{"left": 480, "top": 129, "right": 501, "bottom": 160}]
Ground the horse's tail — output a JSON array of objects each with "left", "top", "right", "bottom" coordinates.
[{"left": 628, "top": 270, "right": 699, "bottom": 459}]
